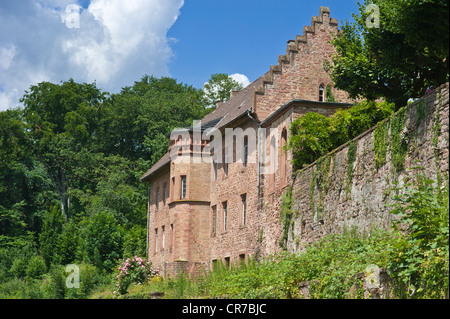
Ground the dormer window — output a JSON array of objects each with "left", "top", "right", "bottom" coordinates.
[{"left": 319, "top": 84, "right": 324, "bottom": 102}]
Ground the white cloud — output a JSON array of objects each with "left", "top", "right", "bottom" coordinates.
[
  {"left": 230, "top": 73, "right": 250, "bottom": 88},
  {"left": 0, "top": 0, "right": 184, "bottom": 111},
  {"left": 0, "top": 44, "right": 16, "bottom": 71}
]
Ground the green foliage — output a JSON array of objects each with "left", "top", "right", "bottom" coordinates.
[
  {"left": 114, "top": 257, "right": 160, "bottom": 295},
  {"left": 202, "top": 73, "right": 244, "bottom": 107},
  {"left": 346, "top": 141, "right": 357, "bottom": 194},
  {"left": 279, "top": 187, "right": 293, "bottom": 250},
  {"left": 389, "top": 173, "right": 449, "bottom": 298},
  {"left": 288, "top": 112, "right": 332, "bottom": 169},
  {"left": 330, "top": 0, "right": 449, "bottom": 109},
  {"left": 389, "top": 107, "right": 408, "bottom": 174},
  {"left": 146, "top": 228, "right": 397, "bottom": 299},
  {"left": 0, "top": 74, "right": 214, "bottom": 299},
  {"left": 25, "top": 255, "right": 47, "bottom": 280},
  {"left": 325, "top": 84, "right": 336, "bottom": 103},
  {"left": 39, "top": 206, "right": 65, "bottom": 268},
  {"left": 288, "top": 100, "right": 394, "bottom": 169},
  {"left": 373, "top": 119, "right": 390, "bottom": 168},
  {"left": 123, "top": 225, "right": 147, "bottom": 259},
  {"left": 82, "top": 211, "right": 124, "bottom": 271}
]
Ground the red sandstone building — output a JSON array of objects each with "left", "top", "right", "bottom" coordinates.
[{"left": 140, "top": 7, "right": 354, "bottom": 277}]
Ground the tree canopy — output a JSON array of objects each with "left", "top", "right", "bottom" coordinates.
[
  {"left": 202, "top": 73, "right": 244, "bottom": 107},
  {"left": 0, "top": 75, "right": 212, "bottom": 290},
  {"left": 330, "top": 0, "right": 449, "bottom": 109}
]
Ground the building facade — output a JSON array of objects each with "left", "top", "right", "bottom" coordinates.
[{"left": 140, "top": 7, "right": 355, "bottom": 277}]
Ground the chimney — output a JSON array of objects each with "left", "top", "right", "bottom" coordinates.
[{"left": 216, "top": 100, "right": 222, "bottom": 108}]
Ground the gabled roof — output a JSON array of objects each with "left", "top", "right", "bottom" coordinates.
[{"left": 201, "top": 74, "right": 266, "bottom": 129}]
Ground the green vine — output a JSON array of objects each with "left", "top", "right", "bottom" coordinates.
[
  {"left": 373, "top": 119, "right": 390, "bottom": 169},
  {"left": 389, "top": 107, "right": 407, "bottom": 175},
  {"left": 433, "top": 91, "right": 443, "bottom": 189},
  {"left": 279, "top": 186, "right": 293, "bottom": 250},
  {"left": 309, "top": 156, "right": 333, "bottom": 221},
  {"left": 416, "top": 100, "right": 425, "bottom": 128},
  {"left": 326, "top": 84, "right": 336, "bottom": 103},
  {"left": 309, "top": 167, "right": 316, "bottom": 214},
  {"left": 346, "top": 141, "right": 357, "bottom": 195}
]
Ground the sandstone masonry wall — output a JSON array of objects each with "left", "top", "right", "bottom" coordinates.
[{"left": 286, "top": 83, "right": 449, "bottom": 252}]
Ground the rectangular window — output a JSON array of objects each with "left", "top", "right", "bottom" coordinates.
[
  {"left": 239, "top": 254, "right": 246, "bottom": 265},
  {"left": 224, "top": 257, "right": 230, "bottom": 269},
  {"left": 212, "top": 205, "right": 217, "bottom": 236},
  {"left": 241, "top": 194, "right": 247, "bottom": 226},
  {"left": 170, "top": 224, "right": 174, "bottom": 251},
  {"left": 163, "top": 183, "right": 167, "bottom": 206},
  {"left": 156, "top": 188, "right": 160, "bottom": 211},
  {"left": 223, "top": 201, "right": 228, "bottom": 232},
  {"left": 154, "top": 228, "right": 158, "bottom": 253},
  {"left": 243, "top": 136, "right": 248, "bottom": 167},
  {"left": 181, "top": 175, "right": 187, "bottom": 199},
  {"left": 213, "top": 157, "right": 217, "bottom": 181},
  {"left": 170, "top": 177, "right": 175, "bottom": 202},
  {"left": 212, "top": 259, "right": 218, "bottom": 271},
  {"left": 147, "top": 186, "right": 151, "bottom": 214},
  {"left": 162, "top": 226, "right": 165, "bottom": 250},
  {"left": 224, "top": 148, "right": 229, "bottom": 176}
]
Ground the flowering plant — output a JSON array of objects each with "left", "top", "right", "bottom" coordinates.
[{"left": 114, "top": 256, "right": 160, "bottom": 295}]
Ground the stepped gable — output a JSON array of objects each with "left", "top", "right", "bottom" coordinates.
[
  {"left": 251, "top": 6, "right": 344, "bottom": 121},
  {"left": 140, "top": 7, "right": 343, "bottom": 181}
]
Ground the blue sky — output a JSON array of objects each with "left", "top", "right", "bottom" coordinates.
[
  {"left": 168, "top": 0, "right": 360, "bottom": 89},
  {"left": 0, "top": 0, "right": 360, "bottom": 111}
]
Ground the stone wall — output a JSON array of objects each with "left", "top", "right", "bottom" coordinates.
[
  {"left": 209, "top": 118, "right": 261, "bottom": 265},
  {"left": 286, "top": 83, "right": 449, "bottom": 252}
]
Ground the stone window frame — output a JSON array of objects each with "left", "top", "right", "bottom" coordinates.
[
  {"left": 181, "top": 175, "right": 187, "bottom": 199},
  {"left": 156, "top": 187, "right": 160, "bottom": 211},
  {"left": 154, "top": 228, "right": 158, "bottom": 253},
  {"left": 211, "top": 205, "right": 217, "bottom": 237},
  {"left": 222, "top": 201, "right": 228, "bottom": 232},
  {"left": 241, "top": 193, "right": 247, "bottom": 226},
  {"left": 319, "top": 83, "right": 325, "bottom": 102}
]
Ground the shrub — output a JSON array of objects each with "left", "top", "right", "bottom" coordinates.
[
  {"left": 25, "top": 255, "right": 47, "bottom": 280},
  {"left": 82, "top": 211, "right": 124, "bottom": 271},
  {"left": 288, "top": 100, "right": 394, "bottom": 169},
  {"left": 389, "top": 173, "right": 449, "bottom": 298},
  {"left": 114, "top": 256, "right": 160, "bottom": 296},
  {"left": 288, "top": 112, "right": 332, "bottom": 169}
]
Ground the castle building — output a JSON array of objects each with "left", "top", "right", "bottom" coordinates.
[{"left": 140, "top": 7, "right": 355, "bottom": 276}]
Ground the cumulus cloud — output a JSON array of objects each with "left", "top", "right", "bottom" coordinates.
[
  {"left": 0, "top": 0, "right": 184, "bottom": 111},
  {"left": 230, "top": 73, "right": 250, "bottom": 88}
]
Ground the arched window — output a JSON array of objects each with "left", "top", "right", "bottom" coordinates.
[
  {"left": 319, "top": 84, "right": 324, "bottom": 102},
  {"left": 280, "top": 129, "right": 287, "bottom": 186}
]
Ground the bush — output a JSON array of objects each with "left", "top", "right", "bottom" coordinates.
[
  {"left": 114, "top": 256, "right": 160, "bottom": 296},
  {"left": 25, "top": 255, "right": 47, "bottom": 280},
  {"left": 82, "top": 211, "right": 124, "bottom": 271},
  {"left": 389, "top": 173, "right": 449, "bottom": 298},
  {"left": 288, "top": 100, "right": 394, "bottom": 169},
  {"left": 288, "top": 112, "right": 332, "bottom": 169}
]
